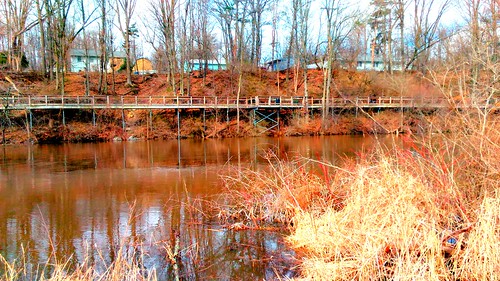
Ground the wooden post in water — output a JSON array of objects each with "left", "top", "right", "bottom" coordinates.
[
  {"left": 25, "top": 110, "right": 31, "bottom": 142},
  {"left": 121, "top": 109, "right": 126, "bottom": 133},
  {"left": 277, "top": 109, "right": 280, "bottom": 132},
  {"left": 148, "top": 110, "right": 153, "bottom": 139},
  {"left": 203, "top": 108, "right": 206, "bottom": 137},
  {"left": 92, "top": 109, "right": 96, "bottom": 127},
  {"left": 177, "top": 109, "right": 181, "bottom": 139}
]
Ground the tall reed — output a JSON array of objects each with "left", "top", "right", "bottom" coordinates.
[{"left": 218, "top": 120, "right": 500, "bottom": 279}]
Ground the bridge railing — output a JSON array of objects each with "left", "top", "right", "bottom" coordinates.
[{"left": 1, "top": 95, "right": 497, "bottom": 109}]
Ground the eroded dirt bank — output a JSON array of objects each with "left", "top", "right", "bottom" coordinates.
[{"left": 1, "top": 69, "right": 445, "bottom": 144}]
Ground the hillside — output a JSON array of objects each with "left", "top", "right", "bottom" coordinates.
[
  {"left": 0, "top": 69, "right": 446, "bottom": 144},
  {"left": 0, "top": 68, "right": 439, "bottom": 99}
]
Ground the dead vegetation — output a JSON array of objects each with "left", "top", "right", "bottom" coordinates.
[
  {"left": 217, "top": 113, "right": 500, "bottom": 279},
  {"left": 0, "top": 69, "right": 439, "bottom": 99}
]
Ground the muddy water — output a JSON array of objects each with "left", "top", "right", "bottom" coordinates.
[{"left": 0, "top": 136, "right": 397, "bottom": 279}]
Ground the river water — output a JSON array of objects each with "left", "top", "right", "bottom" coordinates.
[{"left": 0, "top": 136, "right": 396, "bottom": 279}]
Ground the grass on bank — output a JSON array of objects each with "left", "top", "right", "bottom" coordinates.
[
  {"left": 217, "top": 114, "right": 500, "bottom": 280},
  {"left": 0, "top": 245, "right": 158, "bottom": 281}
]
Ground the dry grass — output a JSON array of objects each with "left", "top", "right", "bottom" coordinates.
[
  {"left": 218, "top": 115, "right": 500, "bottom": 280},
  {"left": 0, "top": 243, "right": 158, "bottom": 281},
  {"left": 216, "top": 151, "right": 331, "bottom": 227}
]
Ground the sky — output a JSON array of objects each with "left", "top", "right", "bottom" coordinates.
[{"left": 130, "top": 0, "right": 461, "bottom": 61}]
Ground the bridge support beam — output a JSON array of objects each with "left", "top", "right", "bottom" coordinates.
[
  {"left": 25, "top": 110, "right": 32, "bottom": 141},
  {"left": 147, "top": 110, "right": 153, "bottom": 139},
  {"left": 121, "top": 109, "right": 126, "bottom": 132},
  {"left": 177, "top": 109, "right": 181, "bottom": 139},
  {"left": 253, "top": 109, "right": 279, "bottom": 135},
  {"left": 203, "top": 108, "right": 206, "bottom": 135}
]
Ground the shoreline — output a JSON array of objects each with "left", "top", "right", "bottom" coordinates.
[{"left": 1, "top": 108, "right": 441, "bottom": 145}]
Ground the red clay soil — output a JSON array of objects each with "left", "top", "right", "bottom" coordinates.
[
  {"left": 0, "top": 69, "right": 443, "bottom": 144},
  {"left": 0, "top": 68, "right": 440, "bottom": 99}
]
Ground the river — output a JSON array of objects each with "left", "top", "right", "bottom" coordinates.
[{"left": 0, "top": 136, "right": 397, "bottom": 280}]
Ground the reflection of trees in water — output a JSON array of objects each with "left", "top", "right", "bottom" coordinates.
[{"left": 0, "top": 136, "right": 390, "bottom": 278}]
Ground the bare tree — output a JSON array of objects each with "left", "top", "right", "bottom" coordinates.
[
  {"left": 96, "top": 0, "right": 111, "bottom": 94},
  {"left": 148, "top": 0, "right": 177, "bottom": 91},
  {"left": 52, "top": 0, "right": 75, "bottom": 95},
  {"left": 321, "top": 0, "right": 359, "bottom": 120},
  {"left": 192, "top": 0, "right": 216, "bottom": 79},
  {"left": 2, "top": 0, "right": 37, "bottom": 71},
  {"left": 249, "top": 0, "right": 270, "bottom": 67},
  {"left": 394, "top": 0, "right": 409, "bottom": 71},
  {"left": 406, "top": 0, "right": 450, "bottom": 72},
  {"left": 295, "top": 0, "right": 311, "bottom": 103},
  {"left": 115, "top": 0, "right": 137, "bottom": 86}
]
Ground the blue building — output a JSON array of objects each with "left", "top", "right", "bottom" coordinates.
[
  {"left": 186, "top": 59, "right": 227, "bottom": 71},
  {"left": 265, "top": 57, "right": 295, "bottom": 72}
]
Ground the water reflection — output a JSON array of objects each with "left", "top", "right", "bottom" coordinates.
[{"left": 0, "top": 136, "right": 396, "bottom": 279}]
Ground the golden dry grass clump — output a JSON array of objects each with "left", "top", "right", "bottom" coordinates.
[
  {"left": 289, "top": 157, "right": 455, "bottom": 280},
  {"left": 217, "top": 152, "right": 332, "bottom": 227},
  {"left": 0, "top": 242, "right": 158, "bottom": 281},
  {"left": 219, "top": 128, "right": 500, "bottom": 280}
]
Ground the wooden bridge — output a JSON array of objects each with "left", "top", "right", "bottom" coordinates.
[{"left": 1, "top": 95, "right": 497, "bottom": 110}]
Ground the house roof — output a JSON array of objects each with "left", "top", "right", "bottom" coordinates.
[
  {"left": 70, "top": 49, "right": 127, "bottom": 58},
  {"left": 265, "top": 57, "right": 294, "bottom": 65}
]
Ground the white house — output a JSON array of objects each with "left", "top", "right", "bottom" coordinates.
[
  {"left": 305, "top": 55, "right": 403, "bottom": 72},
  {"left": 355, "top": 54, "right": 403, "bottom": 71},
  {"left": 70, "top": 49, "right": 126, "bottom": 72}
]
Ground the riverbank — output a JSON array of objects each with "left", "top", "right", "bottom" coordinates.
[
  {"left": 1, "top": 107, "right": 450, "bottom": 144},
  {"left": 1, "top": 69, "right": 443, "bottom": 144},
  {"left": 217, "top": 116, "right": 500, "bottom": 279}
]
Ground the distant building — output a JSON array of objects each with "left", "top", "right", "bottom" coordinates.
[
  {"left": 304, "top": 55, "right": 405, "bottom": 72},
  {"left": 265, "top": 57, "right": 295, "bottom": 72},
  {"left": 133, "top": 58, "right": 156, "bottom": 74},
  {"left": 69, "top": 49, "right": 126, "bottom": 73},
  {"left": 355, "top": 54, "right": 403, "bottom": 71},
  {"left": 186, "top": 59, "right": 227, "bottom": 71}
]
